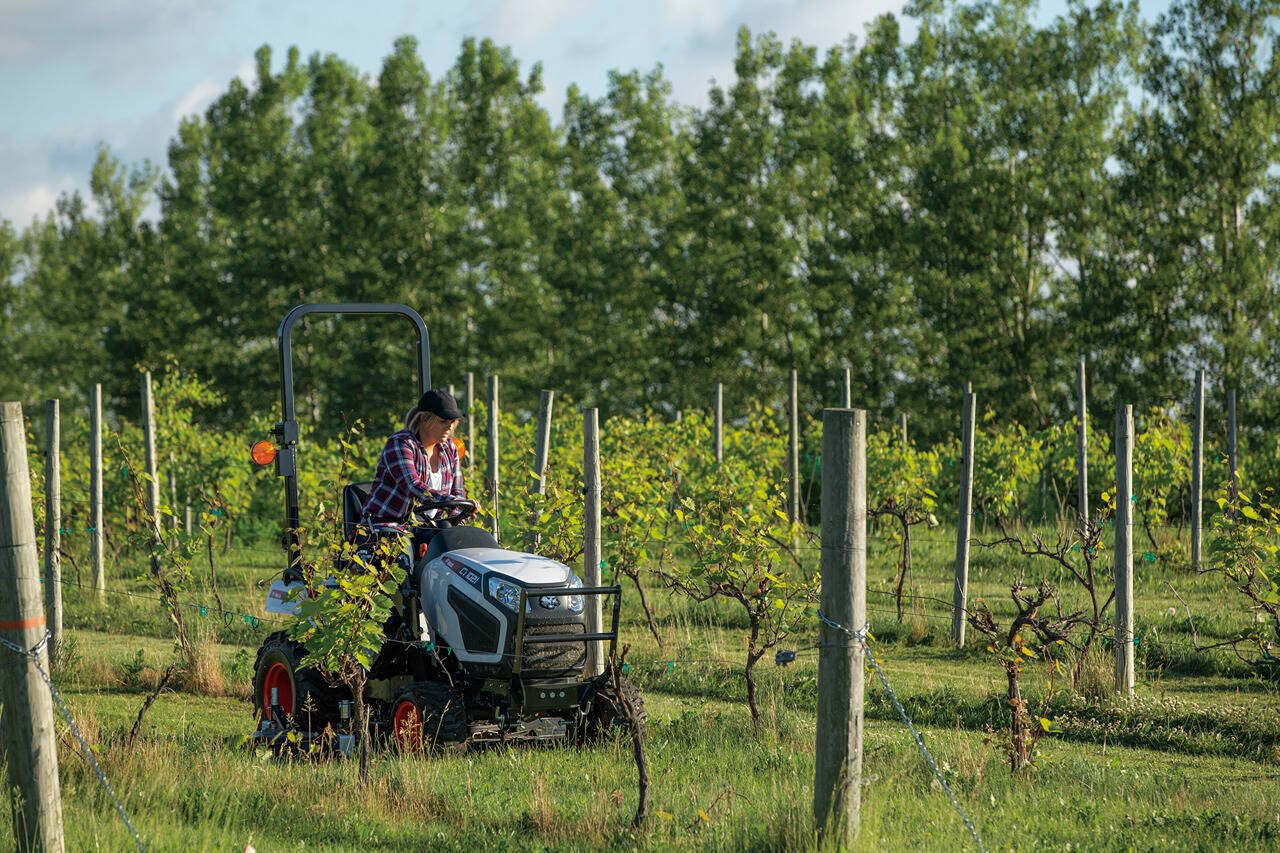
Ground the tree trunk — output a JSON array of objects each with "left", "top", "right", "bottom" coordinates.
[
  {"left": 207, "top": 533, "right": 225, "bottom": 613},
  {"left": 355, "top": 690, "right": 370, "bottom": 782},
  {"left": 745, "top": 621, "right": 763, "bottom": 726},
  {"left": 630, "top": 574, "right": 662, "bottom": 650},
  {"left": 1007, "top": 667, "right": 1029, "bottom": 772}
]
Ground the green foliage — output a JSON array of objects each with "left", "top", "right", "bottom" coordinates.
[
  {"left": 285, "top": 419, "right": 406, "bottom": 779},
  {"left": 6, "top": 2, "right": 1278, "bottom": 443},
  {"left": 662, "top": 475, "right": 818, "bottom": 724},
  {"left": 1207, "top": 491, "right": 1280, "bottom": 662}
]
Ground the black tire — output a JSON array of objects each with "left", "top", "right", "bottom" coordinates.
[
  {"left": 252, "top": 632, "right": 343, "bottom": 732},
  {"left": 390, "top": 681, "right": 468, "bottom": 755},
  {"left": 586, "top": 672, "right": 646, "bottom": 743}
]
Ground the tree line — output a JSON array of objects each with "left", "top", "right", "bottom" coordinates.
[{"left": 2, "top": 0, "right": 1277, "bottom": 445}]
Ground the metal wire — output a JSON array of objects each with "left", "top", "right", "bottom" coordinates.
[
  {"left": 818, "top": 612, "right": 988, "bottom": 853},
  {"left": 0, "top": 631, "right": 146, "bottom": 852}
]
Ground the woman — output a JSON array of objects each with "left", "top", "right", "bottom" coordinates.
[{"left": 362, "top": 389, "right": 468, "bottom": 530}]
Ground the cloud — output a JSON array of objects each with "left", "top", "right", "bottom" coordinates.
[
  {"left": 172, "top": 81, "right": 223, "bottom": 124},
  {"left": 1, "top": 181, "right": 66, "bottom": 228},
  {"left": 0, "top": 0, "right": 218, "bottom": 78},
  {"left": 490, "top": 0, "right": 594, "bottom": 43}
]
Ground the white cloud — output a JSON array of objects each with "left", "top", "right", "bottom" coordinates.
[
  {"left": 491, "top": 0, "right": 594, "bottom": 42},
  {"left": 658, "top": 0, "right": 732, "bottom": 38},
  {"left": 1, "top": 180, "right": 70, "bottom": 228},
  {"left": 171, "top": 81, "right": 223, "bottom": 124}
]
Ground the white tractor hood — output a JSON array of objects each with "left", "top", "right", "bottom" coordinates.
[{"left": 444, "top": 548, "right": 574, "bottom": 586}]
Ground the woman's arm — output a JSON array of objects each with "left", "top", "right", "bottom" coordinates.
[{"left": 385, "top": 432, "right": 430, "bottom": 499}]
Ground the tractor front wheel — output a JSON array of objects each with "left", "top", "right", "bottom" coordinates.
[
  {"left": 390, "top": 682, "right": 468, "bottom": 755},
  {"left": 585, "top": 670, "right": 646, "bottom": 743}
]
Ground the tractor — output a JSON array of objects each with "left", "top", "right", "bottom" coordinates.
[{"left": 248, "top": 303, "right": 643, "bottom": 753}]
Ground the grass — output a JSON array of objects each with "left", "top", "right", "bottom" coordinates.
[{"left": 8, "top": 521, "right": 1279, "bottom": 850}]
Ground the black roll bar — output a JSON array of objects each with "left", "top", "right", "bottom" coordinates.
[{"left": 274, "top": 303, "right": 431, "bottom": 580}]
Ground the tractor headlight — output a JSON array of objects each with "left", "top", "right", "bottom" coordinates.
[
  {"left": 565, "top": 573, "right": 584, "bottom": 613},
  {"left": 488, "top": 577, "right": 528, "bottom": 614}
]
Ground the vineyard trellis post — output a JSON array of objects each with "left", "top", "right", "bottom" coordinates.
[
  {"left": 1227, "top": 389, "right": 1237, "bottom": 507},
  {"left": 789, "top": 369, "right": 800, "bottom": 550},
  {"left": 90, "top": 383, "right": 104, "bottom": 600},
  {"left": 899, "top": 412, "right": 908, "bottom": 445},
  {"left": 486, "top": 375, "right": 500, "bottom": 541},
  {"left": 714, "top": 382, "right": 723, "bottom": 464},
  {"left": 813, "top": 406, "right": 865, "bottom": 845},
  {"left": 1077, "top": 355, "right": 1088, "bottom": 527},
  {"left": 167, "top": 451, "right": 178, "bottom": 531},
  {"left": 43, "top": 399, "right": 62, "bottom": 665},
  {"left": 465, "top": 371, "right": 475, "bottom": 470},
  {"left": 842, "top": 367, "right": 851, "bottom": 408},
  {"left": 1114, "top": 403, "right": 1135, "bottom": 696},
  {"left": 0, "top": 401, "right": 66, "bottom": 853},
  {"left": 952, "top": 387, "right": 976, "bottom": 648},
  {"left": 1191, "top": 368, "right": 1205, "bottom": 569},
  {"left": 583, "top": 407, "right": 604, "bottom": 677},
  {"left": 142, "top": 371, "right": 161, "bottom": 574},
  {"left": 529, "top": 390, "right": 554, "bottom": 551}
]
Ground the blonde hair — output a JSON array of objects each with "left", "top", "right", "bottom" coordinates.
[{"left": 405, "top": 409, "right": 450, "bottom": 434}]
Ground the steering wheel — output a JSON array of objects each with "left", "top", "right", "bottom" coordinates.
[{"left": 414, "top": 495, "right": 478, "bottom": 528}]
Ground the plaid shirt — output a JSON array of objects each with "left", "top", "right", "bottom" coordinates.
[{"left": 362, "top": 429, "right": 466, "bottom": 526}]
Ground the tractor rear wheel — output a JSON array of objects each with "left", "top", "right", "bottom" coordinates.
[
  {"left": 252, "top": 632, "right": 342, "bottom": 732},
  {"left": 585, "top": 671, "right": 646, "bottom": 743},
  {"left": 390, "top": 682, "right": 468, "bottom": 755}
]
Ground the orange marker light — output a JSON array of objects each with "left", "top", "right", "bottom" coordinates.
[{"left": 250, "top": 440, "right": 277, "bottom": 467}]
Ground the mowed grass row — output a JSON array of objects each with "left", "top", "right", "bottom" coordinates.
[
  {"left": 16, "top": 522, "right": 1280, "bottom": 849},
  {"left": 8, "top": 667, "right": 1280, "bottom": 851}
]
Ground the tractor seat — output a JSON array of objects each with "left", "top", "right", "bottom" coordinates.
[
  {"left": 421, "top": 526, "right": 499, "bottom": 566},
  {"left": 342, "top": 482, "right": 374, "bottom": 541}
]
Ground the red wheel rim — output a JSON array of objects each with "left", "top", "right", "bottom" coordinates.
[
  {"left": 393, "top": 700, "right": 422, "bottom": 751},
  {"left": 262, "top": 663, "right": 294, "bottom": 716}
]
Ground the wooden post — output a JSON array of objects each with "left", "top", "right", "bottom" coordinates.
[
  {"left": 465, "top": 372, "right": 475, "bottom": 470},
  {"left": 43, "top": 400, "right": 62, "bottom": 666},
  {"left": 714, "top": 382, "right": 723, "bottom": 464},
  {"left": 0, "top": 402, "right": 66, "bottom": 852},
  {"left": 1114, "top": 403, "right": 1135, "bottom": 696},
  {"left": 1228, "top": 389, "right": 1237, "bottom": 507},
  {"left": 184, "top": 504, "right": 193, "bottom": 535},
  {"left": 528, "top": 390, "right": 554, "bottom": 551},
  {"left": 899, "top": 412, "right": 908, "bottom": 445},
  {"left": 813, "top": 407, "right": 865, "bottom": 844},
  {"left": 583, "top": 408, "right": 604, "bottom": 677},
  {"left": 952, "top": 389, "right": 976, "bottom": 648},
  {"left": 1077, "top": 355, "right": 1088, "bottom": 528},
  {"left": 168, "top": 451, "right": 178, "bottom": 531},
  {"left": 90, "top": 384, "right": 104, "bottom": 600},
  {"left": 486, "top": 375, "right": 499, "bottom": 542},
  {"left": 1191, "top": 368, "right": 1205, "bottom": 569},
  {"left": 142, "top": 371, "right": 161, "bottom": 574},
  {"left": 789, "top": 369, "right": 800, "bottom": 543},
  {"left": 842, "top": 368, "right": 852, "bottom": 409}
]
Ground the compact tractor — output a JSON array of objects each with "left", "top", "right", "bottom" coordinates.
[{"left": 248, "top": 304, "right": 643, "bottom": 753}]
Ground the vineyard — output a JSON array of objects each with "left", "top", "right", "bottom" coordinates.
[{"left": 6, "top": 372, "right": 1280, "bottom": 850}]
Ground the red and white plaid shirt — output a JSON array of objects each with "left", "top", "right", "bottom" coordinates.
[{"left": 362, "top": 429, "right": 466, "bottom": 526}]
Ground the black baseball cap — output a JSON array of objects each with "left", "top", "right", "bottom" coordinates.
[{"left": 417, "top": 389, "right": 463, "bottom": 420}]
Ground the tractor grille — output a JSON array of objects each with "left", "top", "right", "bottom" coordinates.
[{"left": 522, "top": 622, "right": 586, "bottom": 675}]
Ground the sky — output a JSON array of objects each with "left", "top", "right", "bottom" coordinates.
[{"left": 0, "top": 0, "right": 1172, "bottom": 229}]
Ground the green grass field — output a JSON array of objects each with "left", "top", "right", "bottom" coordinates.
[{"left": 9, "top": 523, "right": 1280, "bottom": 851}]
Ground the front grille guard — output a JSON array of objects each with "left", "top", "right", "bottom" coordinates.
[{"left": 512, "top": 583, "right": 622, "bottom": 678}]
